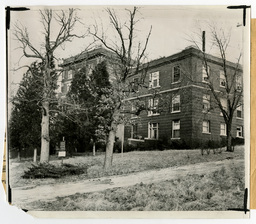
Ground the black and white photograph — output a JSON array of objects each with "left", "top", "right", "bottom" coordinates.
[{"left": 4, "top": 4, "right": 251, "bottom": 218}]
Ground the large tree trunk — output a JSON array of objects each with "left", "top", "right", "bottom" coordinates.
[
  {"left": 104, "top": 128, "right": 116, "bottom": 170},
  {"left": 40, "top": 101, "right": 50, "bottom": 162},
  {"left": 93, "top": 141, "right": 96, "bottom": 156},
  {"left": 226, "top": 122, "right": 233, "bottom": 152}
]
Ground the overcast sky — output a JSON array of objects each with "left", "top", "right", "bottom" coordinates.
[{"left": 8, "top": 5, "right": 246, "bottom": 97}]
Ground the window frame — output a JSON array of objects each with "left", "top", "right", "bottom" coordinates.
[
  {"left": 220, "top": 70, "right": 226, "bottom": 87},
  {"left": 148, "top": 98, "right": 160, "bottom": 116},
  {"left": 203, "top": 94, "right": 210, "bottom": 113},
  {"left": 236, "top": 126, "right": 243, "bottom": 138},
  {"left": 236, "top": 75, "right": 242, "bottom": 91},
  {"left": 131, "top": 123, "right": 138, "bottom": 139},
  {"left": 148, "top": 122, "right": 159, "bottom": 139},
  {"left": 202, "top": 65, "right": 210, "bottom": 83},
  {"left": 172, "top": 94, "right": 180, "bottom": 113},
  {"left": 149, "top": 71, "right": 160, "bottom": 88},
  {"left": 172, "top": 120, "right": 180, "bottom": 139},
  {"left": 220, "top": 98, "right": 227, "bottom": 116},
  {"left": 172, "top": 65, "right": 181, "bottom": 83},
  {"left": 202, "top": 120, "right": 211, "bottom": 134},
  {"left": 220, "top": 123, "right": 227, "bottom": 136},
  {"left": 133, "top": 77, "right": 139, "bottom": 92},
  {"left": 67, "top": 70, "right": 73, "bottom": 80},
  {"left": 237, "top": 104, "right": 242, "bottom": 119}
]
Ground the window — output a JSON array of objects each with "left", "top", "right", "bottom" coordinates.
[
  {"left": 220, "top": 98, "right": 227, "bottom": 116},
  {"left": 203, "top": 94, "right": 210, "bottom": 112},
  {"left": 237, "top": 104, "right": 242, "bottom": 118},
  {"left": 148, "top": 123, "right": 159, "bottom": 139},
  {"left": 220, "top": 70, "right": 226, "bottom": 87},
  {"left": 133, "top": 78, "right": 139, "bottom": 92},
  {"left": 131, "top": 104, "right": 138, "bottom": 119},
  {"left": 173, "top": 66, "right": 180, "bottom": 83},
  {"left": 172, "top": 120, "right": 180, "bottom": 139},
  {"left": 237, "top": 126, "right": 243, "bottom": 138},
  {"left": 202, "top": 120, "right": 210, "bottom": 133},
  {"left": 202, "top": 65, "right": 210, "bottom": 82},
  {"left": 148, "top": 98, "right": 159, "bottom": 116},
  {"left": 131, "top": 123, "right": 138, "bottom": 139},
  {"left": 149, "top": 71, "right": 160, "bottom": 88},
  {"left": 172, "top": 94, "right": 180, "bottom": 112},
  {"left": 236, "top": 75, "right": 242, "bottom": 91},
  {"left": 220, "top": 123, "right": 226, "bottom": 136},
  {"left": 68, "top": 70, "right": 73, "bottom": 79},
  {"left": 88, "top": 64, "right": 95, "bottom": 75},
  {"left": 66, "top": 83, "right": 71, "bottom": 92}
]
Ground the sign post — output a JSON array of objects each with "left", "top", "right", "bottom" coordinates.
[{"left": 58, "top": 137, "right": 66, "bottom": 164}]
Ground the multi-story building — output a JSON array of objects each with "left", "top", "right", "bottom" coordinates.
[
  {"left": 59, "top": 46, "right": 116, "bottom": 96},
  {"left": 124, "top": 46, "right": 244, "bottom": 148},
  {"left": 60, "top": 45, "right": 244, "bottom": 150}
]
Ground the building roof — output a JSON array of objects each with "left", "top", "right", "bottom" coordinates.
[
  {"left": 143, "top": 46, "right": 243, "bottom": 71},
  {"left": 60, "top": 46, "right": 116, "bottom": 67}
]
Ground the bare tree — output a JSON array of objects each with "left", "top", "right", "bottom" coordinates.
[
  {"left": 14, "top": 8, "right": 84, "bottom": 162},
  {"left": 188, "top": 25, "right": 243, "bottom": 152},
  {"left": 90, "top": 6, "right": 152, "bottom": 170}
]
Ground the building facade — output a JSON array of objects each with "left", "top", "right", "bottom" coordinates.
[
  {"left": 124, "top": 46, "right": 244, "bottom": 148},
  {"left": 60, "top": 46, "right": 244, "bottom": 150},
  {"left": 59, "top": 47, "right": 116, "bottom": 96}
]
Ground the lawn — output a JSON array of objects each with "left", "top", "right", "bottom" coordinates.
[
  {"left": 9, "top": 145, "right": 244, "bottom": 189},
  {"left": 27, "top": 160, "right": 245, "bottom": 211}
]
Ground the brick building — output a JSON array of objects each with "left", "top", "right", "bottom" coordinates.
[
  {"left": 59, "top": 46, "right": 116, "bottom": 96},
  {"left": 124, "top": 46, "right": 244, "bottom": 148},
  {"left": 59, "top": 46, "right": 244, "bottom": 150}
]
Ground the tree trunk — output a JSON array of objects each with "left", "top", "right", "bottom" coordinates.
[
  {"left": 93, "top": 142, "right": 96, "bottom": 156},
  {"left": 104, "top": 125, "right": 117, "bottom": 170},
  {"left": 33, "top": 148, "right": 37, "bottom": 162},
  {"left": 226, "top": 122, "right": 233, "bottom": 152},
  {"left": 17, "top": 149, "right": 21, "bottom": 161},
  {"left": 40, "top": 101, "right": 50, "bottom": 162}
]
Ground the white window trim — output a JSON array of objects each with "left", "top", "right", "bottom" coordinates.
[
  {"left": 220, "top": 123, "right": 227, "bottom": 136},
  {"left": 148, "top": 122, "right": 159, "bottom": 139},
  {"left": 172, "top": 120, "right": 180, "bottom": 139},
  {"left": 236, "top": 126, "right": 243, "bottom": 138},
  {"left": 202, "top": 65, "right": 210, "bottom": 83},
  {"left": 149, "top": 71, "right": 160, "bottom": 89},
  {"left": 132, "top": 77, "right": 140, "bottom": 92},
  {"left": 202, "top": 120, "right": 211, "bottom": 134},
  {"left": 172, "top": 65, "right": 181, "bottom": 84},
  {"left": 220, "top": 70, "right": 226, "bottom": 88},
  {"left": 148, "top": 98, "right": 160, "bottom": 116},
  {"left": 236, "top": 75, "right": 242, "bottom": 91},
  {"left": 68, "top": 70, "right": 73, "bottom": 79},
  {"left": 236, "top": 105, "right": 243, "bottom": 119},
  {"left": 220, "top": 98, "right": 227, "bottom": 116},
  {"left": 172, "top": 94, "right": 180, "bottom": 113},
  {"left": 203, "top": 94, "right": 210, "bottom": 113},
  {"left": 131, "top": 104, "right": 139, "bottom": 119}
]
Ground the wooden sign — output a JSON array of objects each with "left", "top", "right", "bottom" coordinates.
[
  {"left": 58, "top": 151, "right": 66, "bottom": 157},
  {"left": 60, "top": 141, "right": 66, "bottom": 151}
]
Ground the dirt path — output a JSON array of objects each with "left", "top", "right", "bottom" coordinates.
[{"left": 11, "top": 159, "right": 243, "bottom": 210}]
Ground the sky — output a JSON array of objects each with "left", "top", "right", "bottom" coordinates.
[{"left": 8, "top": 5, "right": 245, "bottom": 93}]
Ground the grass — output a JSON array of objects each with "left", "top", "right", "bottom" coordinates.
[
  {"left": 10, "top": 145, "right": 244, "bottom": 188},
  {"left": 29, "top": 160, "right": 245, "bottom": 211}
]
